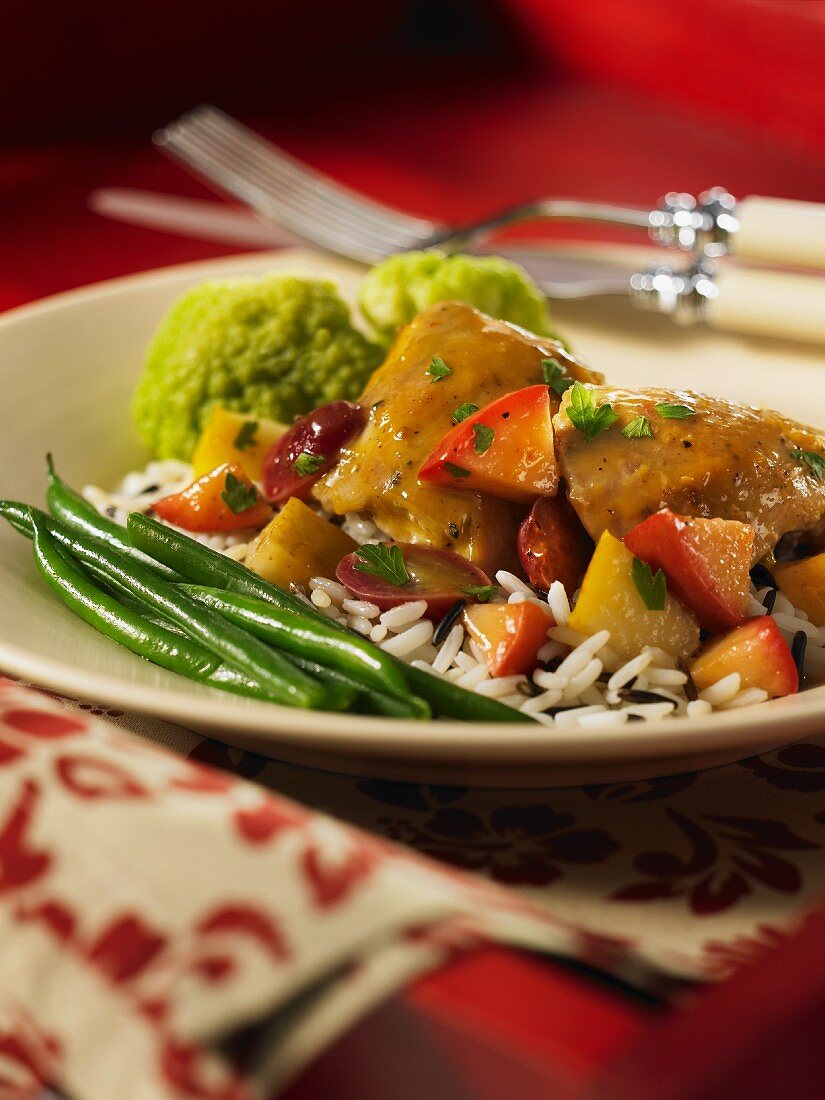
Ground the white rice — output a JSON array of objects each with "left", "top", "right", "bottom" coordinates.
[{"left": 84, "top": 460, "right": 825, "bottom": 727}]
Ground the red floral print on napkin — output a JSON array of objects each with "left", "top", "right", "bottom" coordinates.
[{"left": 612, "top": 809, "right": 821, "bottom": 914}]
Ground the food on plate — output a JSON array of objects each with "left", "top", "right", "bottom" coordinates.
[
  {"left": 132, "top": 274, "right": 382, "bottom": 459},
  {"left": 358, "top": 250, "right": 557, "bottom": 346},
  {"left": 262, "top": 400, "right": 367, "bottom": 503},
  {"left": 567, "top": 532, "right": 701, "bottom": 661},
  {"left": 7, "top": 252, "right": 825, "bottom": 727},
  {"left": 192, "top": 408, "right": 286, "bottom": 481},
  {"left": 152, "top": 462, "right": 271, "bottom": 532},
  {"left": 774, "top": 553, "right": 825, "bottom": 627},
  {"left": 314, "top": 301, "right": 601, "bottom": 573},
  {"left": 517, "top": 494, "right": 593, "bottom": 595},
  {"left": 464, "top": 601, "right": 553, "bottom": 677},
  {"left": 555, "top": 386, "right": 825, "bottom": 561},
  {"left": 623, "top": 511, "right": 754, "bottom": 633},
  {"left": 690, "top": 617, "right": 799, "bottom": 699},
  {"left": 419, "top": 384, "right": 558, "bottom": 501},
  {"left": 245, "top": 497, "right": 357, "bottom": 589},
  {"left": 336, "top": 542, "right": 492, "bottom": 619}
]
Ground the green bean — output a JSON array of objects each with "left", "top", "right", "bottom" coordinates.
[
  {"left": 128, "top": 513, "right": 536, "bottom": 724},
  {"left": 288, "top": 655, "right": 431, "bottom": 720},
  {"left": 402, "top": 662, "right": 534, "bottom": 724},
  {"left": 8, "top": 505, "right": 342, "bottom": 711},
  {"left": 44, "top": 456, "right": 181, "bottom": 580},
  {"left": 182, "top": 585, "right": 411, "bottom": 702},
  {"left": 28, "top": 514, "right": 290, "bottom": 703},
  {"left": 128, "top": 512, "right": 320, "bottom": 614}
]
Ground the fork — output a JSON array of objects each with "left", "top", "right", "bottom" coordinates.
[{"left": 155, "top": 106, "right": 825, "bottom": 270}]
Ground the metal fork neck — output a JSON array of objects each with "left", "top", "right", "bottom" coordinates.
[{"left": 648, "top": 187, "right": 739, "bottom": 256}]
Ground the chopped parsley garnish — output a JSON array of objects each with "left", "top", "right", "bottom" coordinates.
[
  {"left": 221, "top": 472, "right": 259, "bottom": 514},
  {"left": 631, "top": 557, "right": 667, "bottom": 611},
  {"left": 444, "top": 462, "right": 471, "bottom": 479},
  {"left": 541, "top": 357, "right": 574, "bottom": 396},
  {"left": 463, "top": 584, "right": 496, "bottom": 602},
  {"left": 427, "top": 356, "right": 452, "bottom": 382},
  {"left": 294, "top": 452, "right": 326, "bottom": 477},
  {"left": 621, "top": 415, "right": 653, "bottom": 439},
  {"left": 566, "top": 381, "right": 618, "bottom": 442},
  {"left": 452, "top": 402, "right": 479, "bottom": 424},
  {"left": 353, "top": 543, "right": 410, "bottom": 586},
  {"left": 655, "top": 403, "right": 695, "bottom": 419},
  {"left": 791, "top": 447, "right": 825, "bottom": 482},
  {"left": 473, "top": 423, "right": 495, "bottom": 454},
  {"left": 233, "top": 420, "right": 258, "bottom": 451}
]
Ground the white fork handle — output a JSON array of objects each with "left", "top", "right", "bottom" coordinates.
[
  {"left": 707, "top": 264, "right": 825, "bottom": 344},
  {"left": 733, "top": 196, "right": 825, "bottom": 271}
]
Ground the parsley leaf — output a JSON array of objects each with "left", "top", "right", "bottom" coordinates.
[
  {"left": 655, "top": 403, "right": 695, "bottom": 420},
  {"left": 353, "top": 543, "right": 410, "bottom": 586},
  {"left": 294, "top": 452, "right": 326, "bottom": 477},
  {"left": 463, "top": 584, "right": 496, "bottom": 602},
  {"left": 427, "top": 356, "right": 452, "bottom": 382},
  {"left": 233, "top": 420, "right": 258, "bottom": 451},
  {"left": 452, "top": 402, "right": 479, "bottom": 424},
  {"left": 791, "top": 447, "right": 825, "bottom": 482},
  {"left": 566, "top": 381, "right": 618, "bottom": 442},
  {"left": 621, "top": 415, "right": 653, "bottom": 439},
  {"left": 542, "top": 357, "right": 574, "bottom": 396},
  {"left": 473, "top": 423, "right": 495, "bottom": 454},
  {"left": 221, "top": 472, "right": 259, "bottom": 514},
  {"left": 444, "top": 462, "right": 471, "bottom": 479},
  {"left": 631, "top": 557, "right": 667, "bottom": 611}
]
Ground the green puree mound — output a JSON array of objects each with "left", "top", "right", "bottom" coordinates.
[
  {"left": 133, "top": 274, "right": 382, "bottom": 460},
  {"left": 359, "top": 250, "right": 557, "bottom": 347}
]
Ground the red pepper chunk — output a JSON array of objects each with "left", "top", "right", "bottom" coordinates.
[
  {"left": 419, "top": 384, "right": 558, "bottom": 502},
  {"left": 152, "top": 462, "right": 271, "bottom": 532}
]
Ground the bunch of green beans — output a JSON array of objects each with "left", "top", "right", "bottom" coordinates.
[{"left": 0, "top": 459, "right": 535, "bottom": 724}]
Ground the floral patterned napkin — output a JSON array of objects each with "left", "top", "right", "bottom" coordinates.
[{"left": 0, "top": 677, "right": 603, "bottom": 1100}]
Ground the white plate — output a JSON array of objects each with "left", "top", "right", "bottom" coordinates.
[{"left": 1, "top": 247, "right": 824, "bottom": 786}]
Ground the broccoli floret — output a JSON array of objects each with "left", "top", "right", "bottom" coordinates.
[
  {"left": 132, "top": 274, "right": 382, "bottom": 459},
  {"left": 359, "top": 251, "right": 556, "bottom": 346}
]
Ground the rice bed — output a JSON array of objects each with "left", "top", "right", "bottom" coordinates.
[{"left": 84, "top": 461, "right": 825, "bottom": 726}]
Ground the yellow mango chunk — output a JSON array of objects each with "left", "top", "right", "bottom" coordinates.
[
  {"left": 568, "top": 532, "right": 700, "bottom": 661},
  {"left": 192, "top": 408, "right": 286, "bottom": 481},
  {"left": 774, "top": 553, "right": 825, "bottom": 627},
  {"left": 245, "top": 497, "right": 356, "bottom": 589}
]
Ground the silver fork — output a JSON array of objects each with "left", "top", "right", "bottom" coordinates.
[{"left": 154, "top": 105, "right": 735, "bottom": 264}]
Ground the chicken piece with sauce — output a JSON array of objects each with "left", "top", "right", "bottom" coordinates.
[
  {"left": 554, "top": 386, "right": 825, "bottom": 562},
  {"left": 313, "top": 301, "right": 602, "bottom": 573}
]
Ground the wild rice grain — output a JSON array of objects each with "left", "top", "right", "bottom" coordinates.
[
  {"left": 547, "top": 581, "right": 571, "bottom": 625},
  {"left": 646, "top": 667, "right": 689, "bottom": 687},
  {"left": 380, "top": 620, "right": 433, "bottom": 657},
  {"left": 562, "top": 658, "right": 603, "bottom": 700},
  {"left": 580, "top": 709, "right": 629, "bottom": 727},
  {"left": 623, "top": 702, "right": 675, "bottom": 720},
  {"left": 495, "top": 570, "right": 533, "bottom": 597},
  {"left": 475, "top": 676, "right": 526, "bottom": 698},
  {"left": 607, "top": 651, "right": 653, "bottom": 692},
  {"left": 310, "top": 577, "right": 350, "bottom": 602},
  {"left": 455, "top": 664, "right": 490, "bottom": 690},
  {"left": 555, "top": 705, "right": 607, "bottom": 727},
  {"left": 721, "top": 687, "right": 770, "bottom": 709},
  {"left": 379, "top": 601, "right": 428, "bottom": 631},
  {"left": 698, "top": 672, "right": 741, "bottom": 705},
  {"left": 686, "top": 699, "right": 712, "bottom": 718},
  {"left": 432, "top": 625, "right": 465, "bottom": 673},
  {"left": 520, "top": 688, "right": 564, "bottom": 714},
  {"left": 342, "top": 598, "right": 380, "bottom": 618}
]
